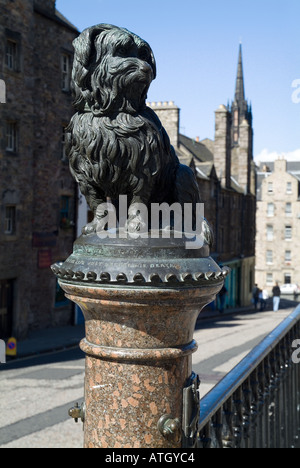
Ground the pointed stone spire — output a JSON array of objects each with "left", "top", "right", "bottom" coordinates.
[
  {"left": 232, "top": 43, "right": 248, "bottom": 123},
  {"left": 235, "top": 44, "right": 245, "bottom": 103}
]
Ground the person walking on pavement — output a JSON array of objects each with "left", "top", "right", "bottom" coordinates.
[
  {"left": 272, "top": 282, "right": 281, "bottom": 311},
  {"left": 252, "top": 284, "right": 260, "bottom": 310},
  {"left": 259, "top": 287, "right": 269, "bottom": 311}
]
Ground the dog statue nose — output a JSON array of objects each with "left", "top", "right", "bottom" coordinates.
[{"left": 140, "top": 62, "right": 152, "bottom": 75}]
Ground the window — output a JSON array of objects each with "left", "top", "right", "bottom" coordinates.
[
  {"left": 267, "top": 203, "right": 274, "bottom": 217},
  {"left": 268, "top": 182, "right": 273, "bottom": 193},
  {"left": 285, "top": 226, "right": 292, "bottom": 240},
  {"left": 284, "top": 273, "right": 292, "bottom": 284},
  {"left": 5, "top": 39, "right": 18, "bottom": 71},
  {"left": 4, "top": 206, "right": 16, "bottom": 235},
  {"left": 0, "top": 279, "right": 14, "bottom": 338},
  {"left": 267, "top": 225, "right": 274, "bottom": 241},
  {"left": 61, "top": 54, "right": 71, "bottom": 91},
  {"left": 6, "top": 121, "right": 18, "bottom": 152},
  {"left": 286, "top": 182, "right": 292, "bottom": 194},
  {"left": 5, "top": 30, "right": 21, "bottom": 73},
  {"left": 285, "top": 250, "right": 292, "bottom": 262},
  {"left": 266, "top": 273, "right": 273, "bottom": 285},
  {"left": 266, "top": 250, "right": 273, "bottom": 264},
  {"left": 285, "top": 203, "right": 292, "bottom": 216}
]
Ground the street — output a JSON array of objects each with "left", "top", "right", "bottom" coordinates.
[
  {"left": 193, "top": 307, "right": 294, "bottom": 396},
  {"left": 0, "top": 348, "right": 85, "bottom": 448},
  {"left": 0, "top": 307, "right": 295, "bottom": 448}
]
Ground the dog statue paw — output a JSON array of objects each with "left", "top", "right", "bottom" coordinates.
[
  {"left": 82, "top": 217, "right": 108, "bottom": 235},
  {"left": 125, "top": 215, "right": 148, "bottom": 235},
  {"left": 82, "top": 205, "right": 110, "bottom": 235}
]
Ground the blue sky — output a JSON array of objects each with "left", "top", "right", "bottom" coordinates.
[{"left": 56, "top": 0, "right": 300, "bottom": 163}]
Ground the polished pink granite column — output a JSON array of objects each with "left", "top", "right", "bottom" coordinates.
[{"left": 61, "top": 282, "right": 221, "bottom": 448}]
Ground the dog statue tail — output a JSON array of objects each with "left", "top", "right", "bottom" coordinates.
[
  {"left": 174, "top": 160, "right": 214, "bottom": 248},
  {"left": 174, "top": 162, "right": 201, "bottom": 205}
]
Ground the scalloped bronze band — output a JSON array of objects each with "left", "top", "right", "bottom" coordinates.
[{"left": 52, "top": 264, "right": 230, "bottom": 285}]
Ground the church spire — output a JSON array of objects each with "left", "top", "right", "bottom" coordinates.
[
  {"left": 235, "top": 44, "right": 245, "bottom": 104},
  {"left": 231, "top": 44, "right": 250, "bottom": 147},
  {"left": 232, "top": 44, "right": 248, "bottom": 126}
]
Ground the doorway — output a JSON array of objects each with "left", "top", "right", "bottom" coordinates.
[{"left": 0, "top": 279, "right": 14, "bottom": 338}]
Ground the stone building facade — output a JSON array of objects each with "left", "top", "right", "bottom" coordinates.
[
  {"left": 255, "top": 158, "right": 300, "bottom": 292},
  {"left": 146, "top": 46, "right": 256, "bottom": 308},
  {"left": 0, "top": 0, "right": 78, "bottom": 338}
]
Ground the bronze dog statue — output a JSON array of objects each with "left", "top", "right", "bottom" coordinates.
[{"left": 66, "top": 24, "right": 206, "bottom": 238}]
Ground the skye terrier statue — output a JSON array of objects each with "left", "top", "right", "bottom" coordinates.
[{"left": 66, "top": 24, "right": 208, "bottom": 240}]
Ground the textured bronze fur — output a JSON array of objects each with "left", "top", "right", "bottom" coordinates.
[{"left": 66, "top": 24, "right": 202, "bottom": 234}]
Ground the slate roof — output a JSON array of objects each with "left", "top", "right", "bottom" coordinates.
[
  {"left": 55, "top": 9, "right": 79, "bottom": 32},
  {"left": 178, "top": 134, "right": 214, "bottom": 163}
]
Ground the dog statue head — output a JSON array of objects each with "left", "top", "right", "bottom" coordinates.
[{"left": 71, "top": 24, "right": 156, "bottom": 116}]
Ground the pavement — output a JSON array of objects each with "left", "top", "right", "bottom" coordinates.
[
  {"left": 4, "top": 324, "right": 85, "bottom": 361},
  {"left": 0, "top": 300, "right": 298, "bottom": 448},
  {"left": 3, "top": 297, "right": 298, "bottom": 362}
]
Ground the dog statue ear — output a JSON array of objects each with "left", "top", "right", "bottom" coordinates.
[
  {"left": 149, "top": 49, "right": 157, "bottom": 80},
  {"left": 73, "top": 24, "right": 113, "bottom": 68},
  {"left": 71, "top": 24, "right": 116, "bottom": 111}
]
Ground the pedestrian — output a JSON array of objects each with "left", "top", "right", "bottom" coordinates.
[
  {"left": 218, "top": 285, "right": 228, "bottom": 314},
  {"left": 272, "top": 282, "right": 281, "bottom": 312},
  {"left": 259, "top": 287, "right": 269, "bottom": 311},
  {"left": 252, "top": 284, "right": 260, "bottom": 310}
]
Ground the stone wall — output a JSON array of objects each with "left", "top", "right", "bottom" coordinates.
[
  {"left": 147, "top": 101, "right": 180, "bottom": 148},
  {"left": 214, "top": 105, "right": 231, "bottom": 188},
  {"left": 0, "top": 0, "right": 78, "bottom": 338}
]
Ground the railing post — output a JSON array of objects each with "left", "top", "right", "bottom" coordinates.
[
  {"left": 250, "top": 369, "right": 259, "bottom": 447},
  {"left": 242, "top": 378, "right": 251, "bottom": 448},
  {"left": 262, "top": 358, "right": 271, "bottom": 448}
]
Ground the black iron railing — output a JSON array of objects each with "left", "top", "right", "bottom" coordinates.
[{"left": 197, "top": 306, "right": 300, "bottom": 448}]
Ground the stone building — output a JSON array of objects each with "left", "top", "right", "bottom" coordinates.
[
  {"left": 0, "top": 0, "right": 78, "bottom": 338},
  {"left": 146, "top": 46, "right": 256, "bottom": 308},
  {"left": 255, "top": 158, "right": 300, "bottom": 292}
]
